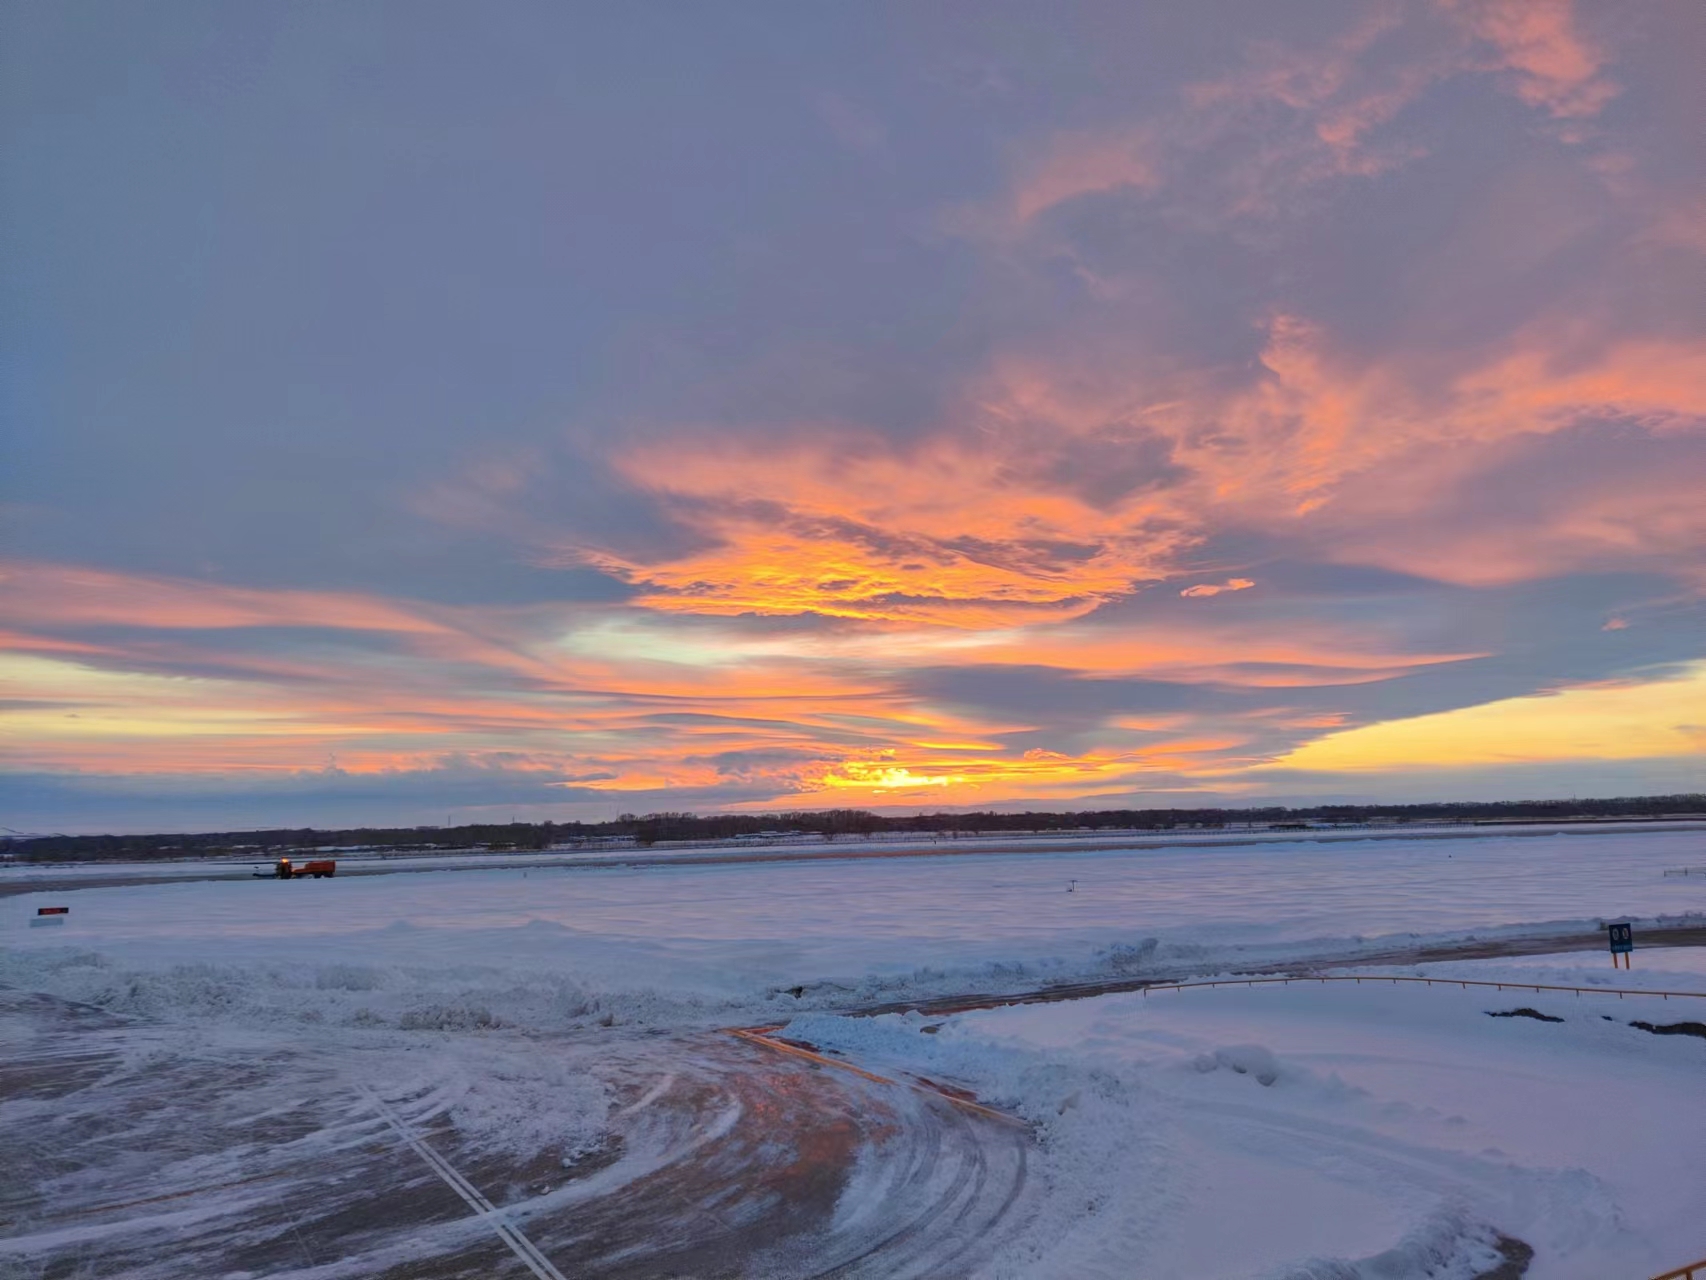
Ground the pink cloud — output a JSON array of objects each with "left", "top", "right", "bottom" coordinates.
[
  {"left": 1180, "top": 578, "right": 1256, "bottom": 598},
  {"left": 1011, "top": 129, "right": 1161, "bottom": 224},
  {"left": 995, "top": 0, "right": 1626, "bottom": 247},
  {"left": 0, "top": 560, "right": 446, "bottom": 635},
  {"left": 1443, "top": 0, "right": 1618, "bottom": 119}
]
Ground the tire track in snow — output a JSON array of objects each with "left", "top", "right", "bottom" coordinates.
[{"left": 359, "top": 1082, "right": 570, "bottom": 1280}]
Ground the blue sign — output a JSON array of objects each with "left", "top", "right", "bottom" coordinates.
[{"left": 1608, "top": 922, "right": 1633, "bottom": 955}]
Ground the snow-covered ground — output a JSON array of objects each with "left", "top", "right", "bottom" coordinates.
[
  {"left": 4, "top": 827, "right": 1703, "bottom": 1028},
  {"left": 6, "top": 818, "right": 1702, "bottom": 886},
  {"left": 3, "top": 828, "right": 1704, "bottom": 1278},
  {"left": 789, "top": 949, "right": 1706, "bottom": 1279}
]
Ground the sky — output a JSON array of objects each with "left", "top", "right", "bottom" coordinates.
[{"left": 3, "top": 0, "right": 1704, "bottom": 834}]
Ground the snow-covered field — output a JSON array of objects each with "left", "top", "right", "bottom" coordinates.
[
  {"left": 6, "top": 818, "right": 1701, "bottom": 885},
  {"left": 4, "top": 827, "right": 1703, "bottom": 1024},
  {"left": 790, "top": 948, "right": 1706, "bottom": 1279},
  {"left": 3, "top": 828, "right": 1704, "bottom": 1278}
]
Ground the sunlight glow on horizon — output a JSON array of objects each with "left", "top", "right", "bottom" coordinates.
[{"left": 1270, "top": 664, "right": 1706, "bottom": 773}]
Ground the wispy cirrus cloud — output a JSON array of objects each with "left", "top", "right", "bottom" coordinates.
[
  {"left": 1181, "top": 579, "right": 1256, "bottom": 599},
  {"left": 1008, "top": 129, "right": 1162, "bottom": 226}
]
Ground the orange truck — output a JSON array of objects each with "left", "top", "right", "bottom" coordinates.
[{"left": 273, "top": 857, "right": 337, "bottom": 879}]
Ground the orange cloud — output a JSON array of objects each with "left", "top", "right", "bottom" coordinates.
[
  {"left": 575, "top": 432, "right": 1194, "bottom": 626},
  {"left": 542, "top": 295, "right": 1706, "bottom": 617},
  {"left": 1180, "top": 578, "right": 1255, "bottom": 598},
  {"left": 1453, "top": 338, "right": 1706, "bottom": 430}
]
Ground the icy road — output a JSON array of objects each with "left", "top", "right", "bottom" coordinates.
[{"left": 0, "top": 989, "right": 1029, "bottom": 1279}]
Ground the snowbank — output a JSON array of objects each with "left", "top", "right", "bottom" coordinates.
[{"left": 785, "top": 954, "right": 1706, "bottom": 1279}]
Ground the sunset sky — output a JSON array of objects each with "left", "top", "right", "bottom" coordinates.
[{"left": 4, "top": 1, "right": 1704, "bottom": 833}]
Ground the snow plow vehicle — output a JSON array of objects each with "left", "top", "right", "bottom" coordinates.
[{"left": 267, "top": 857, "right": 337, "bottom": 879}]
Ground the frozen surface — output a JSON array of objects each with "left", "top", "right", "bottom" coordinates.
[
  {"left": 4, "top": 828, "right": 1703, "bottom": 1030},
  {"left": 0, "top": 991, "right": 1029, "bottom": 1280},
  {"left": 789, "top": 952, "right": 1706, "bottom": 1279},
  {"left": 6, "top": 819, "right": 1701, "bottom": 885},
  {"left": 4, "top": 828, "right": 1704, "bottom": 1278}
]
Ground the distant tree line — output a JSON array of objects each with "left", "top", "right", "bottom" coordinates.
[{"left": 6, "top": 794, "right": 1704, "bottom": 863}]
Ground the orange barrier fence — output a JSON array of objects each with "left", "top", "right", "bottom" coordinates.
[
  {"left": 1653, "top": 1258, "right": 1706, "bottom": 1280},
  {"left": 1138, "top": 974, "right": 1706, "bottom": 1000}
]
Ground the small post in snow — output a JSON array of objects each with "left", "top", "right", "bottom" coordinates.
[{"left": 1067, "top": 879, "right": 1077, "bottom": 893}]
